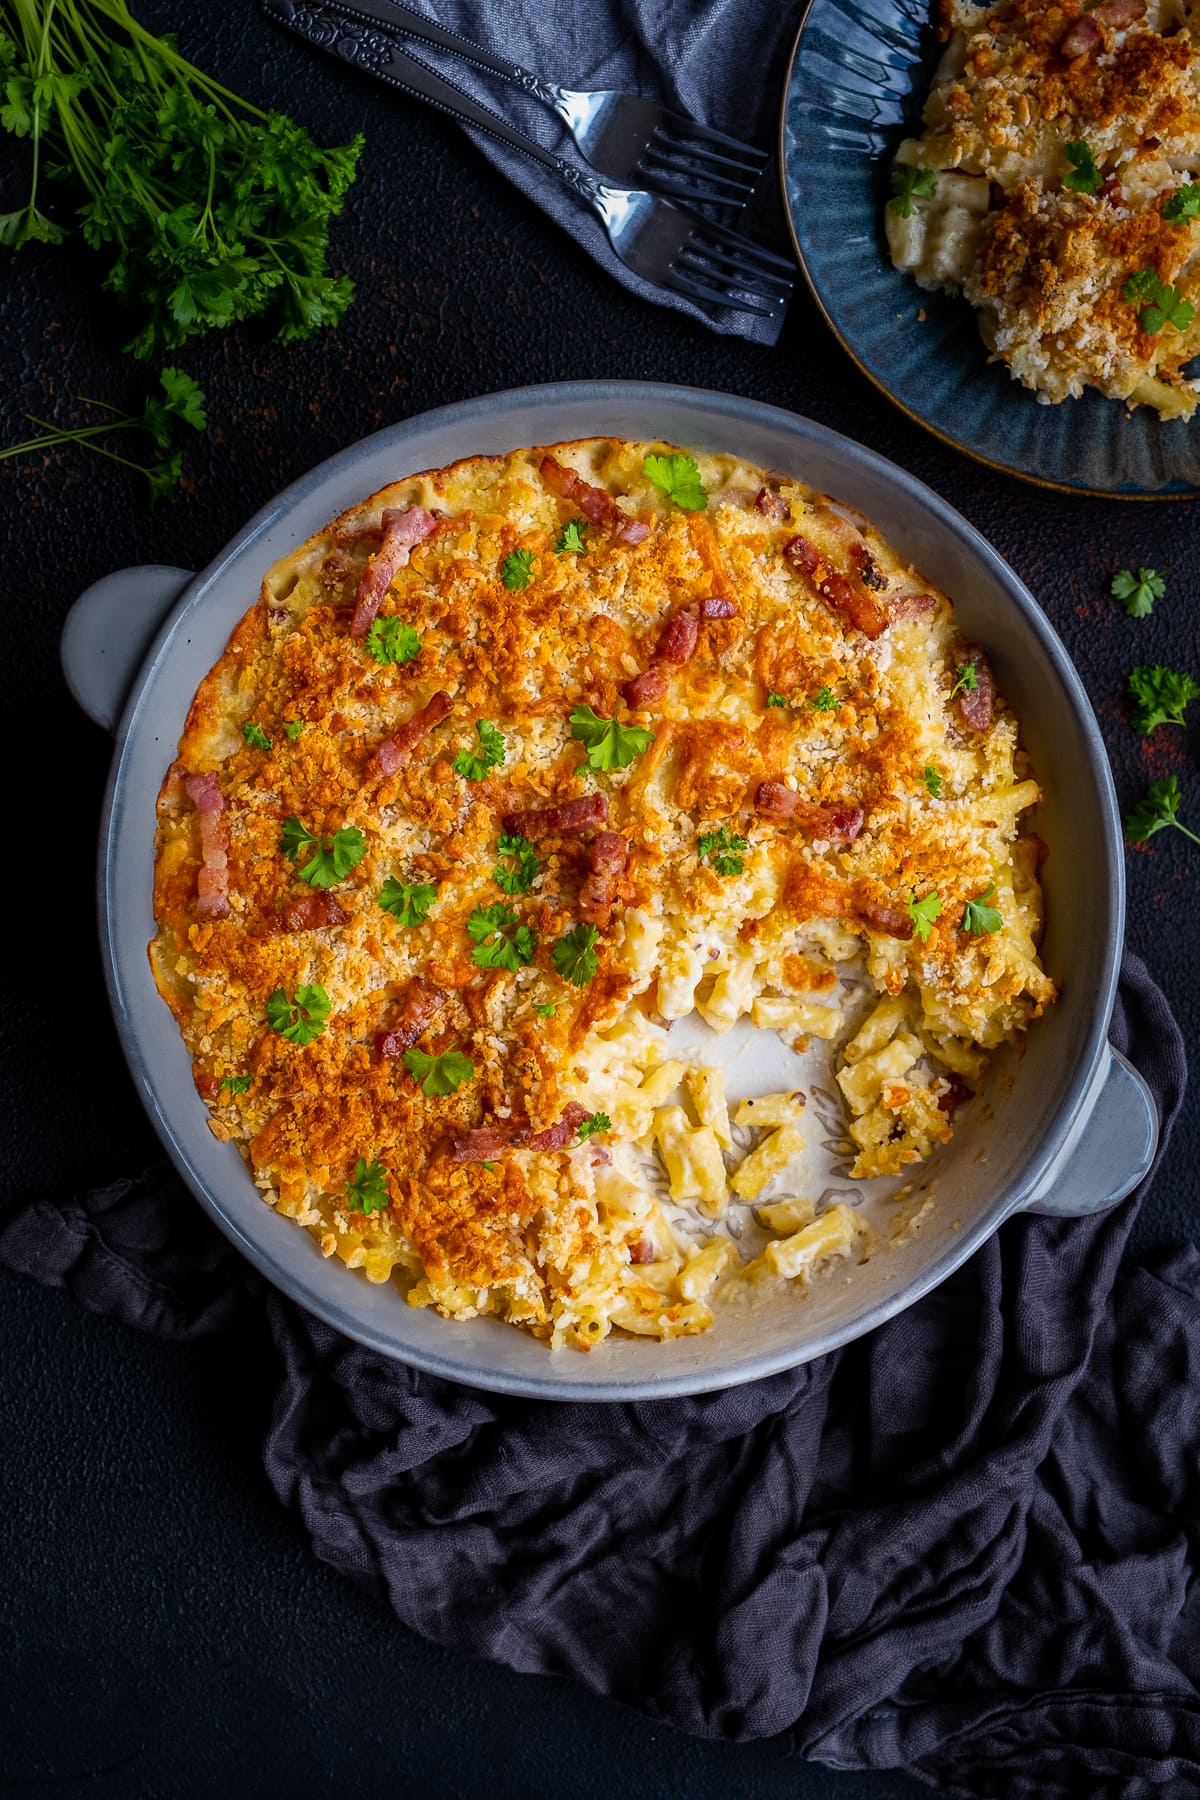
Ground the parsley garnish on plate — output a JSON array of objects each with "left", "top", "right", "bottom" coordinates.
[
  {"left": 697, "top": 825, "right": 748, "bottom": 877},
  {"left": 534, "top": 1003, "right": 557, "bottom": 1018},
  {"left": 0, "top": 3, "right": 363, "bottom": 356},
  {"left": 221, "top": 1073, "right": 253, "bottom": 1094},
  {"left": 1125, "top": 776, "right": 1200, "bottom": 846},
  {"left": 284, "top": 720, "right": 305, "bottom": 741},
  {"left": 643, "top": 451, "right": 708, "bottom": 512},
  {"left": 1164, "top": 184, "right": 1200, "bottom": 222},
  {"left": 1111, "top": 567, "right": 1165, "bottom": 618},
  {"left": 241, "top": 720, "right": 272, "bottom": 751},
  {"left": 950, "top": 661, "right": 977, "bottom": 699},
  {"left": 569, "top": 703, "right": 655, "bottom": 771},
  {"left": 1127, "top": 665, "right": 1199, "bottom": 734},
  {"left": 554, "top": 520, "right": 588, "bottom": 555},
  {"left": 906, "top": 890, "right": 942, "bottom": 943},
  {"left": 453, "top": 721, "right": 506, "bottom": 780},
  {"left": 766, "top": 690, "right": 787, "bottom": 708},
  {"left": 378, "top": 878, "right": 437, "bottom": 926},
  {"left": 811, "top": 685, "right": 838, "bottom": 712},
  {"left": 280, "top": 816, "right": 366, "bottom": 889},
  {"left": 552, "top": 923, "right": 600, "bottom": 987},
  {"left": 402, "top": 1045, "right": 476, "bottom": 1096},
  {"left": 1122, "top": 269, "right": 1196, "bottom": 335},
  {"left": 923, "top": 765, "right": 943, "bottom": 798},
  {"left": 1062, "top": 140, "right": 1102, "bottom": 195},
  {"left": 266, "top": 983, "right": 331, "bottom": 1045},
  {"left": 493, "top": 832, "right": 541, "bottom": 895},
  {"left": 888, "top": 166, "right": 937, "bottom": 218},
  {"left": 482, "top": 1161, "right": 497, "bottom": 1172},
  {"left": 468, "top": 903, "right": 536, "bottom": 972},
  {"left": 345, "top": 1157, "right": 390, "bottom": 1215},
  {"left": 961, "top": 883, "right": 1003, "bottom": 935},
  {"left": 365, "top": 617, "right": 421, "bottom": 665},
  {"left": 577, "top": 1112, "right": 611, "bottom": 1142},
  {"left": 501, "top": 549, "right": 535, "bottom": 590}
]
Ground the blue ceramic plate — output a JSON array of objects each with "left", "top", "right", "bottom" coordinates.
[{"left": 779, "top": 0, "right": 1200, "bottom": 497}]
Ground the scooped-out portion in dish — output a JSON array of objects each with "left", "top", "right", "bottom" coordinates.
[
  {"left": 887, "top": 0, "right": 1200, "bottom": 416},
  {"left": 149, "top": 438, "right": 1055, "bottom": 1351}
]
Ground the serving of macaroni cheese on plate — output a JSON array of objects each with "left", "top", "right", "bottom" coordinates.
[
  {"left": 150, "top": 439, "right": 1055, "bottom": 1352},
  {"left": 887, "top": 0, "right": 1200, "bottom": 415}
]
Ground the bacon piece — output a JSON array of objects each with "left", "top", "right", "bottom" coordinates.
[
  {"left": 892, "top": 591, "right": 937, "bottom": 620},
  {"left": 628, "top": 1237, "right": 657, "bottom": 1264},
  {"left": 755, "top": 783, "right": 864, "bottom": 843},
  {"left": 452, "top": 1102, "right": 589, "bottom": 1162},
  {"left": 754, "top": 486, "right": 788, "bottom": 520},
  {"left": 858, "top": 902, "right": 913, "bottom": 940},
  {"left": 657, "top": 608, "right": 700, "bottom": 665},
  {"left": 625, "top": 664, "right": 671, "bottom": 708},
  {"left": 849, "top": 542, "right": 888, "bottom": 592},
  {"left": 185, "top": 772, "right": 231, "bottom": 920},
  {"left": 282, "top": 892, "right": 349, "bottom": 933},
  {"left": 615, "top": 518, "right": 650, "bottom": 546},
  {"left": 501, "top": 794, "right": 608, "bottom": 838},
  {"left": 368, "top": 691, "right": 452, "bottom": 780},
  {"left": 956, "top": 644, "right": 995, "bottom": 731},
  {"left": 819, "top": 569, "right": 890, "bottom": 640},
  {"left": 349, "top": 505, "right": 437, "bottom": 638},
  {"left": 1092, "top": 0, "right": 1144, "bottom": 25},
  {"left": 1060, "top": 14, "right": 1101, "bottom": 52},
  {"left": 377, "top": 978, "right": 447, "bottom": 1061},
  {"left": 579, "top": 830, "right": 629, "bottom": 926},
  {"left": 937, "top": 1074, "right": 973, "bottom": 1114},
  {"left": 540, "top": 455, "right": 647, "bottom": 544},
  {"left": 699, "top": 595, "right": 737, "bottom": 620},
  {"left": 783, "top": 534, "right": 819, "bottom": 576}
]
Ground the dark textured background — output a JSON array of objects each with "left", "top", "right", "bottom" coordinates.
[{"left": 2, "top": 5, "right": 1197, "bottom": 1795}]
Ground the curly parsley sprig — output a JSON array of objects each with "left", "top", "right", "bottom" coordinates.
[
  {"left": 1125, "top": 776, "right": 1200, "bottom": 847},
  {"left": 0, "top": 2, "right": 363, "bottom": 356},
  {"left": 0, "top": 365, "right": 205, "bottom": 504},
  {"left": 697, "top": 826, "right": 748, "bottom": 877},
  {"left": 345, "top": 1158, "right": 390, "bottom": 1215},
  {"left": 1127, "top": 665, "right": 1198, "bottom": 735}
]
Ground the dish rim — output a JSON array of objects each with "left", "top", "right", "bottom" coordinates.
[
  {"left": 775, "top": 0, "right": 1200, "bottom": 503},
  {"left": 93, "top": 379, "right": 1124, "bottom": 1398}
]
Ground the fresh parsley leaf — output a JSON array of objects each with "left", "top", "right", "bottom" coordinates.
[
  {"left": 923, "top": 765, "right": 943, "bottom": 797},
  {"left": 493, "top": 831, "right": 541, "bottom": 896},
  {"left": 811, "top": 686, "right": 838, "bottom": 712},
  {"left": 1164, "top": 184, "right": 1200, "bottom": 222},
  {"left": 697, "top": 825, "right": 749, "bottom": 877},
  {"left": 950, "top": 661, "right": 977, "bottom": 698},
  {"left": 534, "top": 1003, "right": 557, "bottom": 1017},
  {"left": 554, "top": 519, "right": 588, "bottom": 554},
  {"left": 1062, "top": 139, "right": 1102, "bottom": 195},
  {"left": 906, "top": 890, "right": 942, "bottom": 943},
  {"left": 280, "top": 816, "right": 367, "bottom": 889},
  {"left": 569, "top": 703, "right": 655, "bottom": 771},
  {"left": 1125, "top": 776, "right": 1200, "bottom": 846},
  {"left": 284, "top": 720, "right": 305, "bottom": 740},
  {"left": 961, "top": 882, "right": 1003, "bottom": 935},
  {"left": 1122, "top": 269, "right": 1196, "bottom": 335},
  {"left": 345, "top": 1157, "right": 390, "bottom": 1215},
  {"left": 482, "top": 1160, "right": 497, "bottom": 1172},
  {"left": 453, "top": 720, "right": 506, "bottom": 781},
  {"left": 643, "top": 451, "right": 707, "bottom": 512},
  {"left": 888, "top": 166, "right": 937, "bottom": 218},
  {"left": 467, "top": 903, "right": 537, "bottom": 972},
  {"left": 577, "top": 1112, "right": 611, "bottom": 1141},
  {"left": 501, "top": 548, "right": 535, "bottom": 590},
  {"left": 766, "top": 691, "right": 788, "bottom": 708},
  {"left": 552, "top": 923, "right": 600, "bottom": 987},
  {"left": 1127, "top": 664, "right": 1199, "bottom": 734},
  {"left": 365, "top": 616, "right": 421, "bottom": 666},
  {"left": 1111, "top": 567, "right": 1165, "bottom": 618},
  {"left": 402, "top": 1045, "right": 476, "bottom": 1096},
  {"left": 378, "top": 877, "right": 437, "bottom": 926},
  {"left": 241, "top": 720, "right": 272, "bottom": 751},
  {"left": 221, "top": 1073, "right": 253, "bottom": 1094},
  {"left": 266, "top": 983, "right": 331, "bottom": 1045}
]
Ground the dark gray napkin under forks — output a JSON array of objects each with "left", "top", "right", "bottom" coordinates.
[
  {"left": 3, "top": 951, "right": 1198, "bottom": 1797},
  {"left": 346, "top": 0, "right": 800, "bottom": 345}
]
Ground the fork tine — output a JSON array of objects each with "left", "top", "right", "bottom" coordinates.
[
  {"left": 637, "top": 154, "right": 757, "bottom": 203},
  {"left": 678, "top": 238, "right": 794, "bottom": 297},
  {"left": 691, "top": 223, "right": 797, "bottom": 276},
  {"left": 632, "top": 169, "right": 756, "bottom": 208},
  {"left": 676, "top": 251, "right": 793, "bottom": 306},
  {"left": 665, "top": 268, "right": 780, "bottom": 318},
  {"left": 654, "top": 114, "right": 770, "bottom": 164},
  {"left": 652, "top": 127, "right": 766, "bottom": 179}
]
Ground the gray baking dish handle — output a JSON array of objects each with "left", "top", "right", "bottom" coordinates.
[
  {"left": 1016, "top": 1044, "right": 1158, "bottom": 1217},
  {"left": 62, "top": 563, "right": 195, "bottom": 732},
  {"left": 62, "top": 569, "right": 1158, "bottom": 1224}
]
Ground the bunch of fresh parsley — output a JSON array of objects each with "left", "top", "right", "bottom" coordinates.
[
  {"left": 0, "top": 365, "right": 204, "bottom": 503},
  {"left": 0, "top": 0, "right": 362, "bottom": 357}
]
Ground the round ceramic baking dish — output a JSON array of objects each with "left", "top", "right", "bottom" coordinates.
[{"left": 62, "top": 381, "right": 1157, "bottom": 1401}]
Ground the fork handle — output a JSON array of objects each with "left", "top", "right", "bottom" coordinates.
[
  {"left": 266, "top": 0, "right": 602, "bottom": 199},
  {"left": 353, "top": 0, "right": 562, "bottom": 106}
]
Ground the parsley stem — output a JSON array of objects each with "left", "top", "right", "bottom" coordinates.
[{"left": 1174, "top": 821, "right": 1200, "bottom": 846}]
